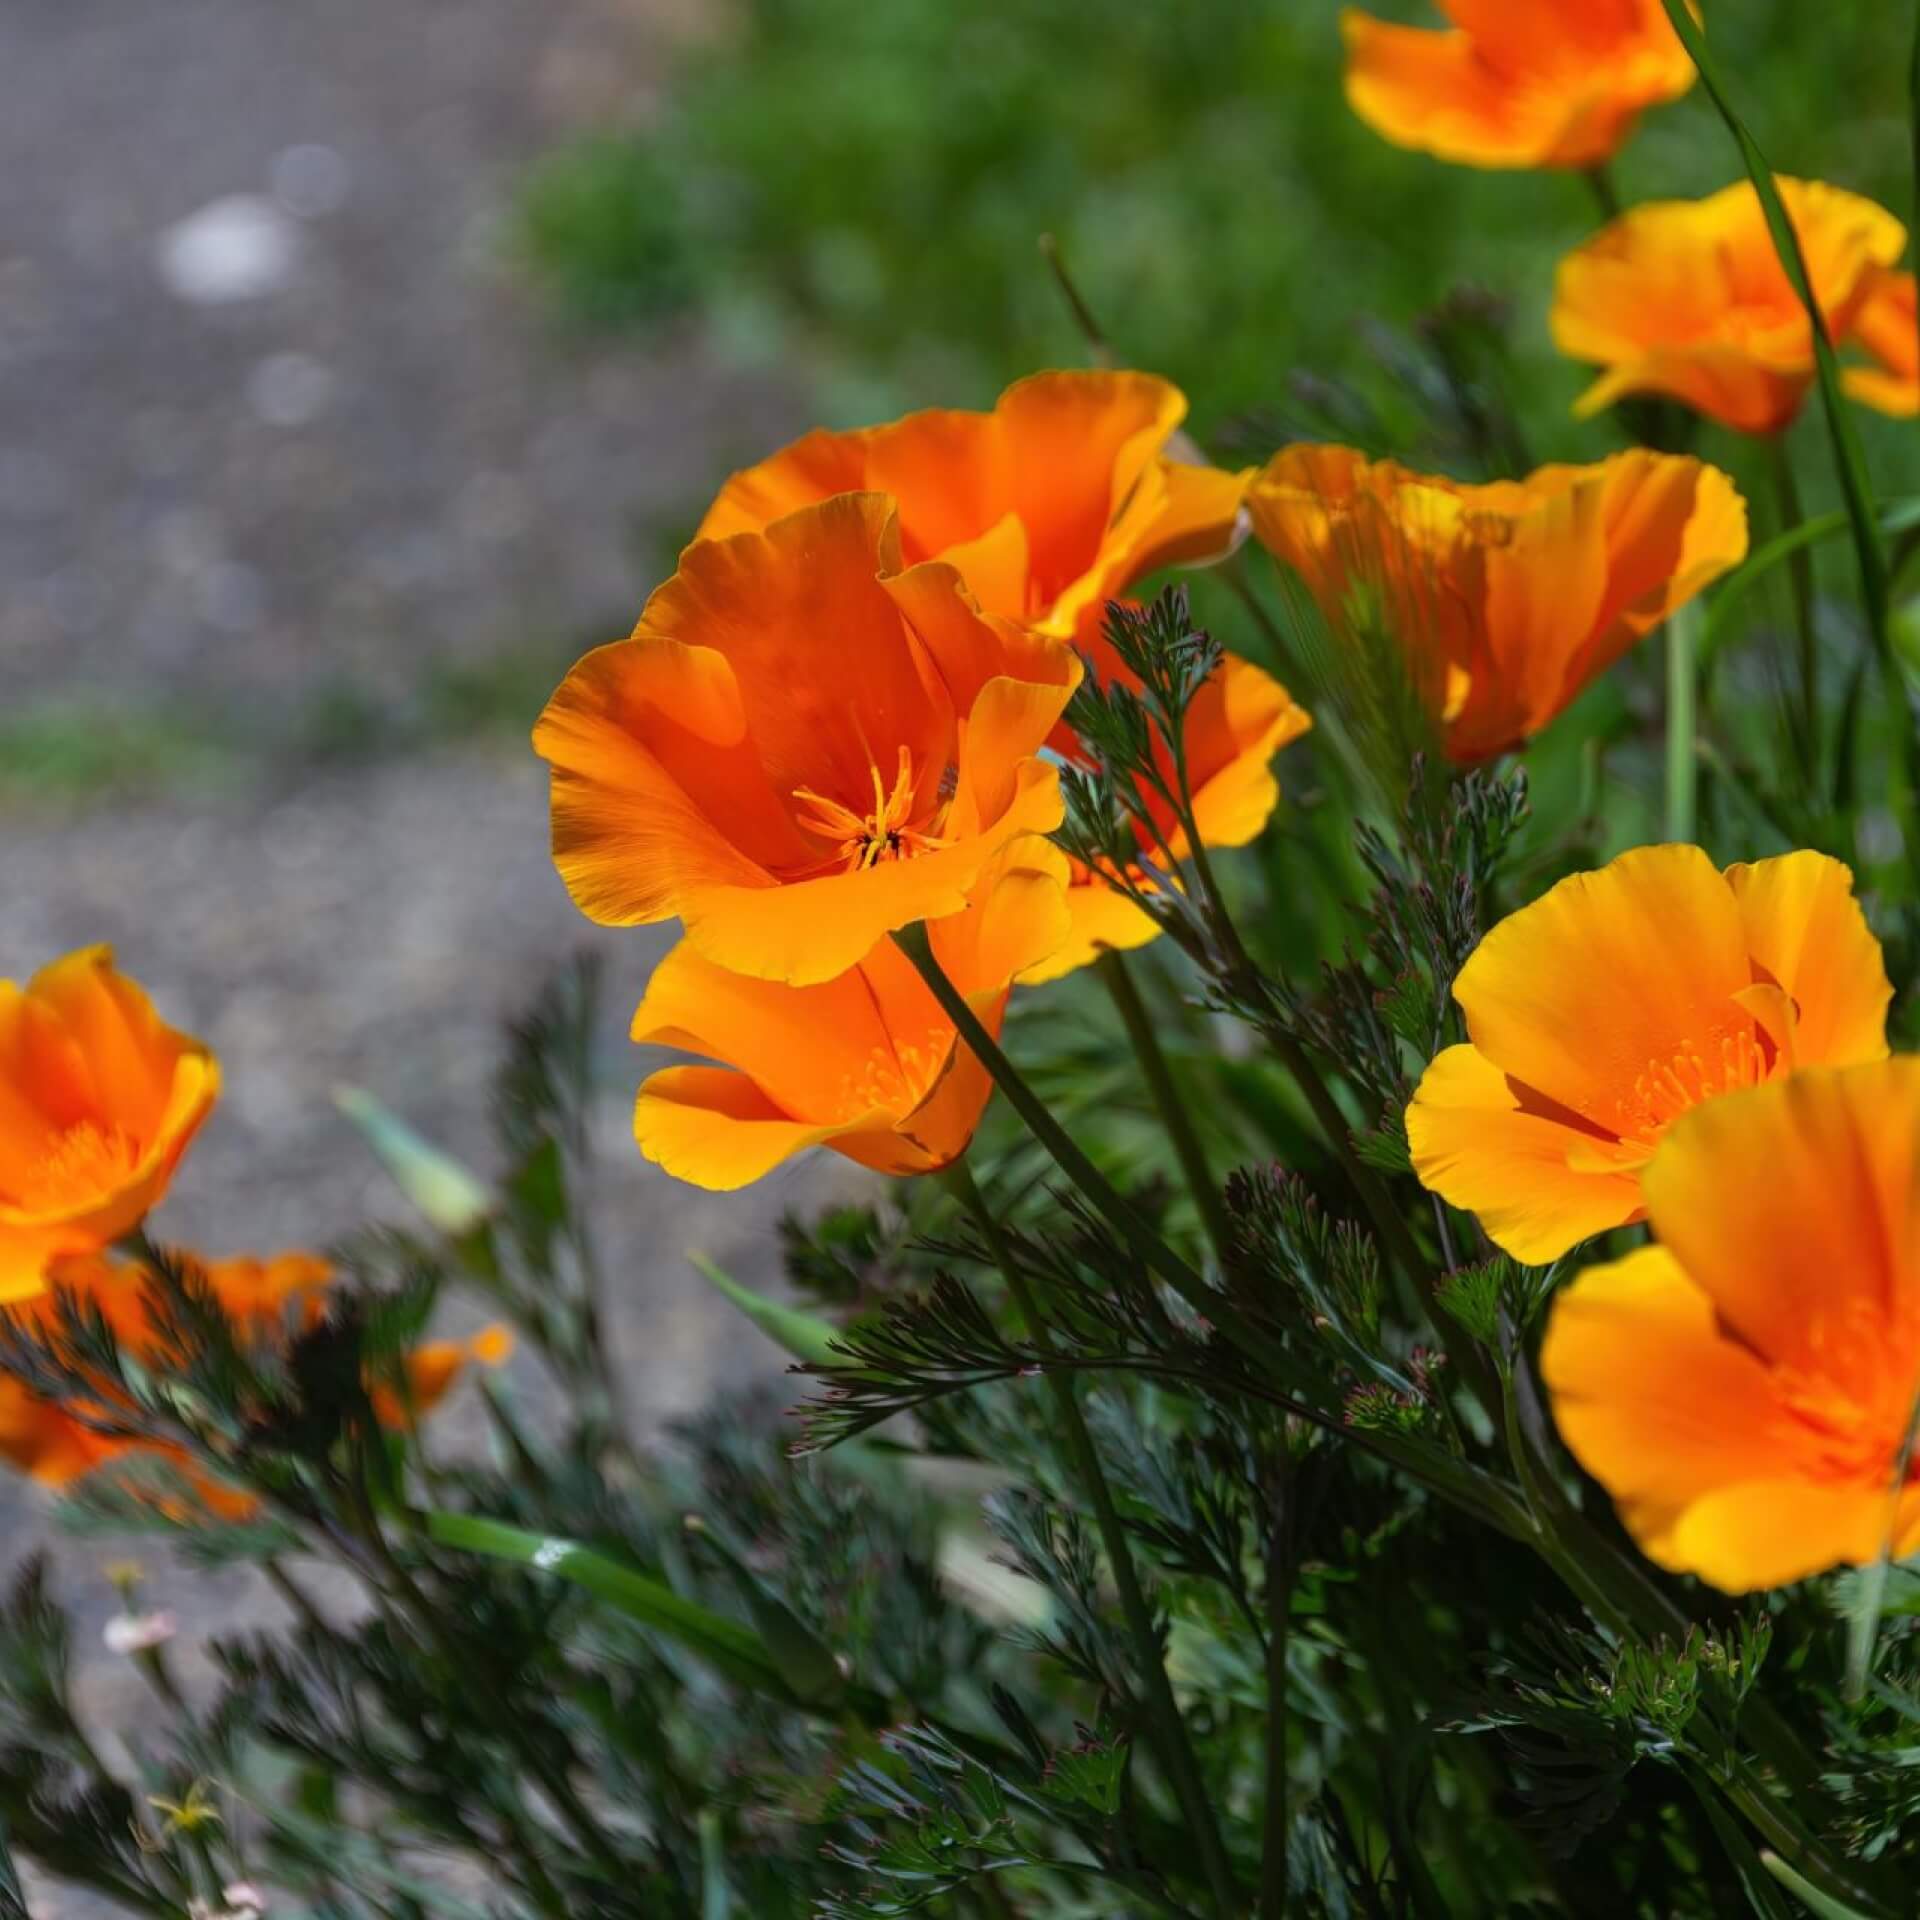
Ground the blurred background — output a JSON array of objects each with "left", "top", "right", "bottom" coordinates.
[{"left": 5, "top": 0, "right": 1920, "bottom": 1839}]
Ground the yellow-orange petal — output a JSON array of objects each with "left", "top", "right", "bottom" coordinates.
[
  {"left": 1723, "top": 851, "right": 1892, "bottom": 1069},
  {"left": 1452, "top": 844, "right": 1751, "bottom": 1126},
  {"left": 376, "top": 1324, "right": 513, "bottom": 1427},
  {"left": 1570, "top": 350, "right": 1811, "bottom": 435},
  {"left": 534, "top": 635, "right": 797, "bottom": 928},
  {"left": 1406, "top": 1044, "right": 1645, "bottom": 1262},
  {"left": 1180, "top": 653, "right": 1313, "bottom": 852},
  {"left": 680, "top": 754, "right": 1063, "bottom": 987},
  {"left": 1845, "top": 265, "right": 1920, "bottom": 417},
  {"left": 1342, "top": 13, "right": 1549, "bottom": 169},
  {"left": 1540, "top": 1245, "right": 1853, "bottom": 1587},
  {"left": 635, "top": 1065, "right": 871, "bottom": 1191},
  {"left": 1640, "top": 1060, "right": 1920, "bottom": 1372},
  {"left": 695, "top": 429, "right": 875, "bottom": 545},
  {"left": 1016, "top": 880, "right": 1163, "bottom": 989},
  {"left": 1557, "top": 451, "right": 1750, "bottom": 700}
]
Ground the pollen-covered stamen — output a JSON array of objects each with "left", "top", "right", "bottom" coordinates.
[
  {"left": 792, "top": 746, "right": 953, "bottom": 874},
  {"left": 1611, "top": 1024, "right": 1775, "bottom": 1154}
]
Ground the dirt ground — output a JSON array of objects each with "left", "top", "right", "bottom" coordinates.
[{"left": 1, "top": 2, "right": 839, "bottom": 1909}]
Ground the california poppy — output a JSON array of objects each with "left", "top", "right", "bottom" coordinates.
[
  {"left": 1552, "top": 178, "right": 1915, "bottom": 433},
  {"left": 1248, "top": 447, "right": 1747, "bottom": 765},
  {"left": 1341, "top": 0, "right": 1693, "bottom": 172},
  {"left": 0, "top": 1250, "right": 509, "bottom": 1498},
  {"left": 695, "top": 370, "right": 1248, "bottom": 641},
  {"left": 1843, "top": 265, "right": 1920, "bottom": 418},
  {"left": 1407, "top": 845, "right": 1891, "bottom": 1264},
  {"left": 0, "top": 947, "right": 219, "bottom": 1303},
  {"left": 1542, "top": 1058, "right": 1920, "bottom": 1592},
  {"left": 535, "top": 492, "right": 1080, "bottom": 986},
  {"left": 631, "top": 840, "right": 1068, "bottom": 1190},
  {"left": 692, "top": 371, "right": 1312, "bottom": 979}
]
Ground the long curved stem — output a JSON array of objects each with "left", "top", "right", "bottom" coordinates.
[
  {"left": 1098, "top": 951, "right": 1232, "bottom": 1262},
  {"left": 946, "top": 1161, "right": 1239, "bottom": 1918}
]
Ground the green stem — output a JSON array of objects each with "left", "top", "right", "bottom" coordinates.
[
  {"left": 1098, "top": 951, "right": 1232, "bottom": 1263},
  {"left": 1659, "top": 0, "right": 1920, "bottom": 868},
  {"left": 945, "top": 1162, "right": 1240, "bottom": 1919},
  {"left": 1257, "top": 1456, "right": 1294, "bottom": 1920},
  {"left": 896, "top": 927, "right": 1209, "bottom": 1312},
  {"left": 1038, "top": 232, "right": 1116, "bottom": 368},
  {"left": 1665, "top": 598, "right": 1701, "bottom": 844},
  {"left": 1768, "top": 434, "right": 1821, "bottom": 783},
  {"left": 1584, "top": 163, "right": 1623, "bottom": 223}
]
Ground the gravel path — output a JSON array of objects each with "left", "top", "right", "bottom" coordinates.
[{"left": 2, "top": 1, "right": 838, "bottom": 1908}]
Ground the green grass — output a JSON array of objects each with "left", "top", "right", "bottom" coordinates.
[
  {"left": 513, "top": 0, "right": 1920, "bottom": 463},
  {"left": 0, "top": 642, "right": 584, "bottom": 813}
]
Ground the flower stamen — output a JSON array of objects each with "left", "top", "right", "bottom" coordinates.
[{"left": 792, "top": 746, "right": 952, "bottom": 874}]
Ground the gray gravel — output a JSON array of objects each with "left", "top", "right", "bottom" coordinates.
[{"left": 1, "top": 0, "right": 848, "bottom": 1909}]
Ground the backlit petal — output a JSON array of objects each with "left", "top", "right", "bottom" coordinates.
[
  {"left": 1541, "top": 1246, "right": 1807, "bottom": 1575},
  {"left": 1723, "top": 852, "right": 1892, "bottom": 1068},
  {"left": 1407, "top": 1044, "right": 1644, "bottom": 1262},
  {"left": 1452, "top": 844, "right": 1750, "bottom": 1122},
  {"left": 634, "top": 1065, "right": 868, "bottom": 1192},
  {"left": 1639, "top": 1061, "right": 1920, "bottom": 1368}
]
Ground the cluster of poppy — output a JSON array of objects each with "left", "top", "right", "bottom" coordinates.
[
  {"left": 533, "top": 370, "right": 1748, "bottom": 1185},
  {"left": 1341, "top": 3, "right": 1920, "bottom": 1595},
  {"left": 0, "top": 946, "right": 503, "bottom": 1501},
  {"left": 1344, "top": 0, "right": 1920, "bottom": 430}
]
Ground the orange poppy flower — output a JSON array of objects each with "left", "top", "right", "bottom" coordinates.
[
  {"left": 631, "top": 840, "right": 1069, "bottom": 1190},
  {"left": 1407, "top": 844, "right": 1891, "bottom": 1265},
  {"left": 1843, "top": 265, "right": 1920, "bottom": 418},
  {"left": 0, "top": 947, "right": 219, "bottom": 1303},
  {"left": 695, "top": 370, "right": 1249, "bottom": 641},
  {"left": 1552, "top": 178, "right": 1914, "bottom": 433},
  {"left": 1542, "top": 1058, "right": 1920, "bottom": 1592},
  {"left": 1023, "top": 617, "right": 1314, "bottom": 985},
  {"left": 0, "top": 1250, "right": 509, "bottom": 1500},
  {"left": 1247, "top": 446, "right": 1747, "bottom": 766},
  {"left": 534, "top": 493, "right": 1080, "bottom": 987},
  {"left": 1341, "top": 0, "right": 1693, "bottom": 172},
  {"left": 692, "top": 370, "right": 1309, "bottom": 981}
]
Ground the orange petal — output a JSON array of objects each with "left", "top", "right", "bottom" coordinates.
[
  {"left": 1723, "top": 851, "right": 1892, "bottom": 1068},
  {"left": 632, "top": 939, "right": 901, "bottom": 1124},
  {"left": 1639, "top": 1060, "right": 1920, "bottom": 1370},
  {"left": 1451, "top": 844, "right": 1751, "bottom": 1125},
  {"left": 1016, "top": 876, "right": 1163, "bottom": 988},
  {"left": 1342, "top": 13, "right": 1556, "bottom": 169},
  {"left": 987, "top": 370, "right": 1187, "bottom": 615},
  {"left": 680, "top": 756, "right": 1063, "bottom": 986},
  {"left": 1406, "top": 1044, "right": 1644, "bottom": 1262},
  {"left": 1562, "top": 452, "right": 1749, "bottom": 696},
  {"left": 1540, "top": 1246, "right": 1844, "bottom": 1588},
  {"left": 1845, "top": 266, "right": 1920, "bottom": 417},
  {"left": 534, "top": 635, "right": 798, "bottom": 927},
  {"left": 634, "top": 495, "right": 953, "bottom": 838},
  {"left": 695, "top": 428, "right": 874, "bottom": 544},
  {"left": 1444, "top": 467, "right": 1612, "bottom": 763},
  {"left": 1180, "top": 653, "right": 1312, "bottom": 852},
  {"left": 377, "top": 1325, "right": 513, "bottom": 1427},
  {"left": 634, "top": 1064, "right": 865, "bottom": 1191}
]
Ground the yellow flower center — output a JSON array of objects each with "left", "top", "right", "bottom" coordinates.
[
  {"left": 792, "top": 746, "right": 952, "bottom": 875},
  {"left": 835, "top": 1024, "right": 950, "bottom": 1122},
  {"left": 1610, "top": 1025, "right": 1775, "bottom": 1157},
  {"left": 1770, "top": 1300, "right": 1920, "bottom": 1486},
  {"left": 7, "top": 1121, "right": 142, "bottom": 1213}
]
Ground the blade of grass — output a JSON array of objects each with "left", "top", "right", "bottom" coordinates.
[
  {"left": 1657, "top": 0, "right": 1888, "bottom": 633},
  {"left": 426, "top": 1511, "right": 796, "bottom": 1699},
  {"left": 1660, "top": 0, "right": 1920, "bottom": 861},
  {"left": 1666, "top": 599, "right": 1700, "bottom": 842}
]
